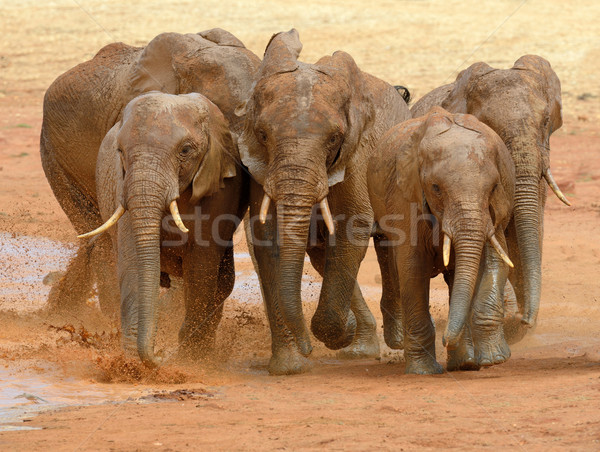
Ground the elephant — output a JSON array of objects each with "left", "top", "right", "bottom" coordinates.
[
  {"left": 411, "top": 55, "right": 570, "bottom": 341},
  {"left": 80, "top": 91, "right": 246, "bottom": 367},
  {"left": 367, "top": 107, "right": 516, "bottom": 373},
  {"left": 40, "top": 28, "right": 260, "bottom": 317},
  {"left": 236, "top": 29, "right": 412, "bottom": 374}
]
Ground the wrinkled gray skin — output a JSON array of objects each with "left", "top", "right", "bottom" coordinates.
[
  {"left": 96, "top": 92, "right": 246, "bottom": 367},
  {"left": 40, "top": 29, "right": 260, "bottom": 317},
  {"left": 368, "top": 107, "right": 516, "bottom": 373},
  {"left": 411, "top": 56, "right": 568, "bottom": 343},
  {"left": 237, "top": 30, "right": 411, "bottom": 375}
]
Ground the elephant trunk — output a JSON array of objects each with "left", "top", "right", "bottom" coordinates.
[
  {"left": 275, "top": 198, "right": 314, "bottom": 355},
  {"left": 513, "top": 173, "right": 542, "bottom": 326},
  {"left": 126, "top": 166, "right": 175, "bottom": 368},
  {"left": 443, "top": 216, "right": 486, "bottom": 348},
  {"left": 510, "top": 137, "right": 544, "bottom": 326}
]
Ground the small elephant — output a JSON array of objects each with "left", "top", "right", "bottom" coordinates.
[
  {"left": 411, "top": 56, "right": 569, "bottom": 340},
  {"left": 368, "top": 107, "right": 516, "bottom": 374},
  {"left": 40, "top": 29, "right": 260, "bottom": 317},
  {"left": 80, "top": 92, "right": 247, "bottom": 367},
  {"left": 237, "top": 29, "right": 411, "bottom": 374}
]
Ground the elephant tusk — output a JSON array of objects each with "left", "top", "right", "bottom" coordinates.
[
  {"left": 543, "top": 168, "right": 571, "bottom": 206},
  {"left": 78, "top": 204, "right": 125, "bottom": 239},
  {"left": 259, "top": 193, "right": 271, "bottom": 224},
  {"left": 169, "top": 200, "right": 189, "bottom": 233},
  {"left": 489, "top": 235, "right": 514, "bottom": 268},
  {"left": 320, "top": 198, "right": 335, "bottom": 236},
  {"left": 442, "top": 233, "right": 451, "bottom": 267}
]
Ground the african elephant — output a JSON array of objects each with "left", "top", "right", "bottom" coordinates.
[
  {"left": 411, "top": 55, "right": 569, "bottom": 341},
  {"left": 236, "top": 29, "right": 411, "bottom": 374},
  {"left": 368, "top": 107, "right": 516, "bottom": 373},
  {"left": 82, "top": 91, "right": 246, "bottom": 367},
  {"left": 40, "top": 29, "right": 260, "bottom": 316}
]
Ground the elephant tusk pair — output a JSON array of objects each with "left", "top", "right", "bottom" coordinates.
[
  {"left": 543, "top": 168, "right": 571, "bottom": 206},
  {"left": 442, "top": 233, "right": 514, "bottom": 268},
  {"left": 258, "top": 193, "right": 336, "bottom": 236},
  {"left": 77, "top": 200, "right": 188, "bottom": 239},
  {"left": 77, "top": 205, "right": 125, "bottom": 239}
]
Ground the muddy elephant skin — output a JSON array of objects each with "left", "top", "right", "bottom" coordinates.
[
  {"left": 91, "top": 92, "right": 247, "bottom": 367},
  {"left": 237, "top": 29, "right": 411, "bottom": 375},
  {"left": 40, "top": 29, "right": 260, "bottom": 315},
  {"left": 411, "top": 56, "right": 569, "bottom": 339},
  {"left": 368, "top": 107, "right": 516, "bottom": 373}
]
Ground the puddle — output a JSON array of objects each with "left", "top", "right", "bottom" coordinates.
[{"left": 0, "top": 363, "right": 142, "bottom": 431}]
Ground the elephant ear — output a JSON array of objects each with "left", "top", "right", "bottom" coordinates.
[
  {"left": 388, "top": 118, "right": 427, "bottom": 205},
  {"left": 97, "top": 123, "right": 126, "bottom": 213},
  {"left": 197, "top": 28, "right": 245, "bottom": 48},
  {"left": 130, "top": 32, "right": 210, "bottom": 95},
  {"left": 325, "top": 51, "right": 375, "bottom": 187},
  {"left": 191, "top": 101, "right": 238, "bottom": 203},
  {"left": 259, "top": 29, "right": 302, "bottom": 78},
  {"left": 442, "top": 62, "right": 496, "bottom": 114}
]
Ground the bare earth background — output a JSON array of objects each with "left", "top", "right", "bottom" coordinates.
[{"left": 0, "top": 0, "right": 599, "bottom": 450}]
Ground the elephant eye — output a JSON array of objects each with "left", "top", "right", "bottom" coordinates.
[
  {"left": 179, "top": 145, "right": 194, "bottom": 157},
  {"left": 256, "top": 129, "right": 268, "bottom": 144},
  {"left": 432, "top": 183, "right": 441, "bottom": 194}
]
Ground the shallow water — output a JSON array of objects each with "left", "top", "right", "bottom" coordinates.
[{"left": 0, "top": 363, "right": 141, "bottom": 431}]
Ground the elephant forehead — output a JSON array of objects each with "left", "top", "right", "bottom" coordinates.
[
  {"left": 119, "top": 110, "right": 194, "bottom": 147},
  {"left": 423, "top": 127, "right": 490, "bottom": 166}
]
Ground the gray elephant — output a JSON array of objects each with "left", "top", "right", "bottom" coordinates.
[
  {"left": 368, "top": 107, "right": 516, "bottom": 373},
  {"left": 236, "top": 29, "right": 411, "bottom": 374},
  {"left": 40, "top": 29, "right": 260, "bottom": 316},
  {"left": 411, "top": 56, "right": 569, "bottom": 341},
  {"left": 80, "top": 91, "right": 246, "bottom": 367}
]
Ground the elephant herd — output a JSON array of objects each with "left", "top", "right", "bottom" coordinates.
[{"left": 40, "top": 28, "right": 570, "bottom": 375}]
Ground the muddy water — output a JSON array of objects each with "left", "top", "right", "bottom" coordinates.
[{"left": 0, "top": 233, "right": 335, "bottom": 430}]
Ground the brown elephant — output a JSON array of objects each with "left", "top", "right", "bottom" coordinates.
[
  {"left": 40, "top": 28, "right": 260, "bottom": 316},
  {"left": 237, "top": 30, "right": 411, "bottom": 374},
  {"left": 411, "top": 55, "right": 569, "bottom": 339},
  {"left": 368, "top": 107, "right": 516, "bottom": 373},
  {"left": 84, "top": 91, "right": 245, "bottom": 366}
]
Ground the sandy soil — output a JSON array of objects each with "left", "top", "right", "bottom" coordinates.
[{"left": 1, "top": 0, "right": 599, "bottom": 450}]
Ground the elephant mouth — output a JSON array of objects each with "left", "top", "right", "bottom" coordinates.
[
  {"left": 258, "top": 191, "right": 336, "bottom": 236},
  {"left": 77, "top": 199, "right": 189, "bottom": 239}
]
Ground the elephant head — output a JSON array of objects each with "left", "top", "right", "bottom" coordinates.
[
  {"left": 394, "top": 107, "right": 515, "bottom": 347},
  {"left": 235, "top": 29, "right": 377, "bottom": 349},
  {"left": 80, "top": 92, "right": 237, "bottom": 367}
]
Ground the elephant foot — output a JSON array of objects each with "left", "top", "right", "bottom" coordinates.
[
  {"left": 503, "top": 313, "right": 531, "bottom": 345},
  {"left": 383, "top": 317, "right": 404, "bottom": 350},
  {"left": 474, "top": 332, "right": 511, "bottom": 367},
  {"left": 405, "top": 356, "right": 443, "bottom": 375},
  {"left": 311, "top": 309, "right": 356, "bottom": 351},
  {"left": 446, "top": 341, "right": 480, "bottom": 372},
  {"left": 268, "top": 345, "right": 313, "bottom": 376},
  {"left": 336, "top": 329, "right": 380, "bottom": 360}
]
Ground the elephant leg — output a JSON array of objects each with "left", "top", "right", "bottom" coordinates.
[
  {"left": 306, "top": 245, "right": 379, "bottom": 360},
  {"left": 117, "top": 213, "right": 139, "bottom": 356},
  {"left": 41, "top": 147, "right": 101, "bottom": 314},
  {"left": 504, "top": 219, "right": 531, "bottom": 344},
  {"left": 46, "top": 242, "right": 94, "bottom": 315},
  {"left": 178, "top": 244, "right": 227, "bottom": 360},
  {"left": 444, "top": 271, "right": 478, "bottom": 371},
  {"left": 249, "top": 181, "right": 312, "bottom": 375},
  {"left": 396, "top": 245, "right": 441, "bottom": 375},
  {"left": 374, "top": 234, "right": 403, "bottom": 349},
  {"left": 90, "top": 234, "right": 120, "bottom": 317},
  {"left": 470, "top": 240, "right": 511, "bottom": 367}
]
